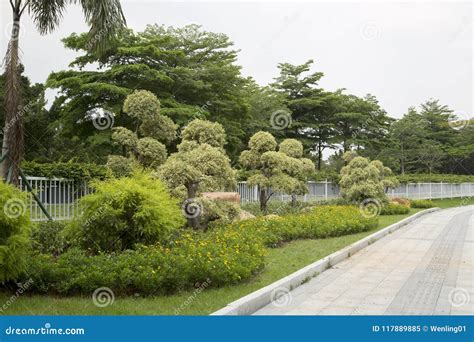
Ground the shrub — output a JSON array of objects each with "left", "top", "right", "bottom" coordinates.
[
  {"left": 25, "top": 226, "right": 266, "bottom": 295},
  {"left": 391, "top": 197, "right": 411, "bottom": 207},
  {"left": 21, "top": 161, "right": 110, "bottom": 180},
  {"left": 195, "top": 198, "right": 240, "bottom": 228},
  {"left": 31, "top": 221, "right": 67, "bottom": 255},
  {"left": 380, "top": 203, "right": 410, "bottom": 215},
  {"left": 241, "top": 201, "right": 315, "bottom": 217},
  {"left": 223, "top": 205, "right": 378, "bottom": 247},
  {"left": 410, "top": 199, "right": 434, "bottom": 209},
  {"left": 66, "top": 173, "right": 186, "bottom": 253},
  {"left": 0, "top": 182, "right": 31, "bottom": 283}
]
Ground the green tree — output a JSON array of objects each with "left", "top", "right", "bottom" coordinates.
[
  {"left": 46, "top": 24, "right": 252, "bottom": 162},
  {"left": 107, "top": 90, "right": 176, "bottom": 174},
  {"left": 158, "top": 119, "right": 236, "bottom": 228},
  {"left": 2, "top": 0, "right": 126, "bottom": 183},
  {"left": 239, "top": 132, "right": 315, "bottom": 213}
]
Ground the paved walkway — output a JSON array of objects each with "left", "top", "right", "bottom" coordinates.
[{"left": 254, "top": 206, "right": 474, "bottom": 315}]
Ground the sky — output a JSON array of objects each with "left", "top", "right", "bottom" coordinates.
[{"left": 0, "top": 0, "right": 472, "bottom": 119}]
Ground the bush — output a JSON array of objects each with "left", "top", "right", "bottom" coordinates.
[
  {"left": 380, "top": 203, "right": 410, "bottom": 215},
  {"left": 0, "top": 182, "right": 31, "bottom": 283},
  {"left": 410, "top": 199, "right": 434, "bottom": 209},
  {"left": 25, "top": 226, "right": 266, "bottom": 295},
  {"left": 223, "top": 205, "right": 378, "bottom": 247},
  {"left": 31, "top": 221, "right": 68, "bottom": 255},
  {"left": 22, "top": 161, "right": 110, "bottom": 180},
  {"left": 391, "top": 197, "right": 411, "bottom": 207},
  {"left": 66, "top": 173, "right": 186, "bottom": 253},
  {"left": 195, "top": 198, "right": 240, "bottom": 228},
  {"left": 241, "top": 201, "right": 315, "bottom": 217}
]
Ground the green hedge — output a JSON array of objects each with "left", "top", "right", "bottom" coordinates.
[
  {"left": 380, "top": 203, "right": 410, "bottom": 215},
  {"left": 25, "top": 228, "right": 266, "bottom": 295},
  {"left": 22, "top": 161, "right": 110, "bottom": 180},
  {"left": 224, "top": 205, "right": 378, "bottom": 247},
  {"left": 410, "top": 199, "right": 434, "bottom": 209},
  {"left": 396, "top": 174, "right": 474, "bottom": 184}
]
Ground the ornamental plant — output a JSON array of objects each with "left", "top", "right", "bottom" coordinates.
[
  {"left": 158, "top": 119, "right": 236, "bottom": 228},
  {"left": 339, "top": 152, "right": 399, "bottom": 204},
  {"left": 107, "top": 90, "right": 178, "bottom": 175},
  {"left": 66, "top": 173, "right": 185, "bottom": 253},
  {"left": 0, "top": 181, "right": 31, "bottom": 283},
  {"left": 239, "top": 132, "right": 315, "bottom": 213}
]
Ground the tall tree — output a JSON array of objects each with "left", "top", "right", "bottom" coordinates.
[{"left": 2, "top": 0, "right": 126, "bottom": 183}]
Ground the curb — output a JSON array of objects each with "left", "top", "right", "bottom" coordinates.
[{"left": 211, "top": 207, "right": 440, "bottom": 316}]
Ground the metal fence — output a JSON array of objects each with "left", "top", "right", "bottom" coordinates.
[
  {"left": 237, "top": 181, "right": 474, "bottom": 203},
  {"left": 20, "top": 177, "right": 474, "bottom": 221},
  {"left": 20, "top": 177, "right": 91, "bottom": 222}
]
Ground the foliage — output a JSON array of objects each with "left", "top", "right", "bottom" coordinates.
[
  {"left": 0, "top": 182, "right": 31, "bottom": 283},
  {"left": 158, "top": 119, "right": 236, "bottom": 228},
  {"left": 31, "top": 221, "right": 67, "bottom": 255},
  {"left": 195, "top": 198, "right": 240, "bottom": 228},
  {"left": 391, "top": 197, "right": 411, "bottom": 207},
  {"left": 409, "top": 199, "right": 434, "bottom": 209},
  {"left": 223, "top": 205, "right": 378, "bottom": 247},
  {"left": 241, "top": 201, "right": 315, "bottom": 217},
  {"left": 24, "top": 227, "right": 266, "bottom": 295},
  {"left": 380, "top": 203, "right": 410, "bottom": 215},
  {"left": 106, "top": 155, "right": 134, "bottom": 177},
  {"left": 396, "top": 173, "right": 474, "bottom": 184},
  {"left": 21, "top": 161, "right": 110, "bottom": 180},
  {"left": 239, "top": 132, "right": 315, "bottom": 212},
  {"left": 66, "top": 173, "right": 185, "bottom": 253},
  {"left": 339, "top": 153, "right": 397, "bottom": 203}
]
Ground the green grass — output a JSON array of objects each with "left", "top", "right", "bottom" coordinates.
[
  {"left": 430, "top": 197, "right": 474, "bottom": 208},
  {"left": 1, "top": 198, "right": 470, "bottom": 315}
]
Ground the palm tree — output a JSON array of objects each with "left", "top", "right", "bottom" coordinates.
[{"left": 2, "top": 0, "right": 126, "bottom": 184}]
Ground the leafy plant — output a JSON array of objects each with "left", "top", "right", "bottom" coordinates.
[
  {"left": 0, "top": 181, "right": 31, "bottom": 283},
  {"left": 31, "top": 221, "right": 68, "bottom": 255},
  {"left": 66, "top": 173, "right": 185, "bottom": 253},
  {"left": 410, "top": 199, "right": 434, "bottom": 209},
  {"left": 380, "top": 203, "right": 410, "bottom": 215}
]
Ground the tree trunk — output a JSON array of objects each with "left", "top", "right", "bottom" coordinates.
[
  {"left": 259, "top": 187, "right": 268, "bottom": 214},
  {"left": 291, "top": 194, "right": 297, "bottom": 207},
  {"left": 185, "top": 182, "right": 200, "bottom": 229},
  {"left": 317, "top": 142, "right": 322, "bottom": 170},
  {"left": 2, "top": 10, "right": 23, "bottom": 185}
]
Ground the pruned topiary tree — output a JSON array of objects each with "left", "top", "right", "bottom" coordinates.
[
  {"left": 158, "top": 119, "right": 236, "bottom": 228},
  {"left": 107, "top": 90, "right": 177, "bottom": 175},
  {"left": 239, "top": 132, "right": 315, "bottom": 213},
  {"left": 339, "top": 152, "right": 399, "bottom": 204}
]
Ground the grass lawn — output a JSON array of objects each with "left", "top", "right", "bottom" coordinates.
[{"left": 0, "top": 198, "right": 471, "bottom": 315}]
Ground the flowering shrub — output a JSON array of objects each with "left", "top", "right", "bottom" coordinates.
[
  {"left": 380, "top": 203, "right": 410, "bottom": 215},
  {"left": 222, "top": 205, "right": 378, "bottom": 247},
  {"left": 409, "top": 199, "right": 434, "bottom": 209},
  {"left": 25, "top": 226, "right": 266, "bottom": 295}
]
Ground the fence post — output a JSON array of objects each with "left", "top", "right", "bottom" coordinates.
[
  {"left": 440, "top": 182, "right": 443, "bottom": 199},
  {"left": 418, "top": 182, "right": 421, "bottom": 199},
  {"left": 406, "top": 183, "right": 409, "bottom": 198},
  {"left": 429, "top": 182, "right": 432, "bottom": 200},
  {"left": 325, "top": 179, "right": 328, "bottom": 200}
]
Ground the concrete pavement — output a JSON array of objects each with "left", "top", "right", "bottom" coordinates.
[{"left": 254, "top": 205, "right": 474, "bottom": 315}]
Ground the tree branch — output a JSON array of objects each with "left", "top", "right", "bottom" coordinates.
[{"left": 19, "top": 0, "right": 30, "bottom": 17}]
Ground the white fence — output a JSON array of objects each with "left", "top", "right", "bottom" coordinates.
[
  {"left": 20, "top": 177, "right": 474, "bottom": 221},
  {"left": 237, "top": 181, "right": 474, "bottom": 203},
  {"left": 20, "top": 177, "right": 91, "bottom": 222}
]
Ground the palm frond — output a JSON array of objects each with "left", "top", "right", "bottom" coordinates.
[{"left": 28, "top": 0, "right": 68, "bottom": 35}]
